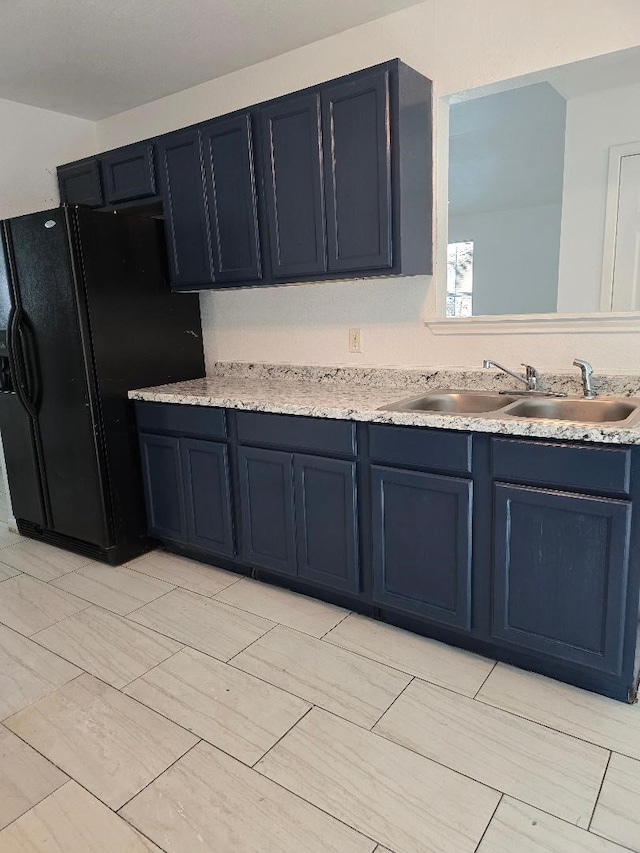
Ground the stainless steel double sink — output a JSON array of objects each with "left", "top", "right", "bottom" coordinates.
[{"left": 379, "top": 391, "right": 640, "bottom": 425}]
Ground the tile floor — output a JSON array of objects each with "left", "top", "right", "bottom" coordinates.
[{"left": 0, "top": 537, "right": 638, "bottom": 851}]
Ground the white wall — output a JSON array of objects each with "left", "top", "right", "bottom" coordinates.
[
  {"left": 558, "top": 81, "right": 640, "bottom": 313},
  {"left": 0, "top": 98, "right": 96, "bottom": 219},
  {"left": 448, "top": 83, "right": 565, "bottom": 315},
  {"left": 449, "top": 204, "right": 561, "bottom": 316},
  {"left": 96, "top": 0, "right": 640, "bottom": 371}
]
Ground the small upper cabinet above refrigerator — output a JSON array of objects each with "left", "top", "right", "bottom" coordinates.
[
  {"left": 57, "top": 159, "right": 103, "bottom": 208},
  {"left": 101, "top": 142, "right": 157, "bottom": 204}
]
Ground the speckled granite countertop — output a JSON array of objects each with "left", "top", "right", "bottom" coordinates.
[{"left": 129, "top": 363, "right": 640, "bottom": 445}]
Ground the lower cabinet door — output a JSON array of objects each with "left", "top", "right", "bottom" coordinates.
[
  {"left": 139, "top": 433, "right": 187, "bottom": 541},
  {"left": 371, "top": 466, "right": 473, "bottom": 629},
  {"left": 181, "top": 438, "right": 235, "bottom": 557},
  {"left": 237, "top": 446, "right": 296, "bottom": 575},
  {"left": 492, "top": 484, "right": 632, "bottom": 675},
  {"left": 294, "top": 454, "right": 359, "bottom": 593}
]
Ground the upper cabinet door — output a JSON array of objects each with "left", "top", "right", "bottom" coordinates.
[
  {"left": 201, "top": 114, "right": 262, "bottom": 283},
  {"left": 102, "top": 142, "right": 156, "bottom": 204},
  {"left": 156, "top": 129, "right": 214, "bottom": 290},
  {"left": 57, "top": 160, "right": 103, "bottom": 208},
  {"left": 260, "top": 93, "right": 327, "bottom": 278},
  {"left": 322, "top": 69, "right": 392, "bottom": 272}
]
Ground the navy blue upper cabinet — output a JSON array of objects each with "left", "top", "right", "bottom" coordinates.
[
  {"left": 492, "top": 483, "right": 632, "bottom": 675},
  {"left": 371, "top": 466, "right": 473, "bottom": 629},
  {"left": 101, "top": 142, "right": 156, "bottom": 204},
  {"left": 57, "top": 159, "right": 103, "bottom": 208},
  {"left": 201, "top": 114, "right": 262, "bottom": 283},
  {"left": 294, "top": 454, "right": 359, "bottom": 594},
  {"left": 57, "top": 59, "right": 432, "bottom": 288},
  {"left": 259, "top": 93, "right": 327, "bottom": 278},
  {"left": 322, "top": 69, "right": 392, "bottom": 272},
  {"left": 156, "top": 129, "right": 214, "bottom": 290}
]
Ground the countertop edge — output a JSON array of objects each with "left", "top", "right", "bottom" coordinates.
[{"left": 128, "top": 387, "right": 640, "bottom": 446}]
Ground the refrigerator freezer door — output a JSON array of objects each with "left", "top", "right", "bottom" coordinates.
[
  {"left": 6, "top": 209, "right": 110, "bottom": 546},
  {"left": 0, "top": 391, "right": 46, "bottom": 526}
]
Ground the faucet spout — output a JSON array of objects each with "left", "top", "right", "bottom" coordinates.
[
  {"left": 483, "top": 359, "right": 539, "bottom": 391},
  {"left": 573, "top": 359, "right": 597, "bottom": 398}
]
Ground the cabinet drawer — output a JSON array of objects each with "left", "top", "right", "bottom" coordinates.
[
  {"left": 369, "top": 425, "right": 472, "bottom": 474},
  {"left": 135, "top": 402, "right": 226, "bottom": 439},
  {"left": 235, "top": 411, "right": 355, "bottom": 455},
  {"left": 491, "top": 438, "right": 631, "bottom": 496}
]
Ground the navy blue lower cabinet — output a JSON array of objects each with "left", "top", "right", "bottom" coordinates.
[
  {"left": 492, "top": 483, "right": 632, "bottom": 675},
  {"left": 139, "top": 433, "right": 187, "bottom": 542},
  {"left": 237, "top": 446, "right": 297, "bottom": 575},
  {"left": 371, "top": 466, "right": 473, "bottom": 629},
  {"left": 181, "top": 438, "right": 235, "bottom": 557},
  {"left": 294, "top": 454, "right": 359, "bottom": 593}
]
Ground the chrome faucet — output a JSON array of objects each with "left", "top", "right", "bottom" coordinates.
[
  {"left": 483, "top": 359, "right": 539, "bottom": 391},
  {"left": 573, "top": 358, "right": 597, "bottom": 398}
]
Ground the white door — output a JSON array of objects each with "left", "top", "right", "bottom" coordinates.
[{"left": 612, "top": 153, "right": 640, "bottom": 311}]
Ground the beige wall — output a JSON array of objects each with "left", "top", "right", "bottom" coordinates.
[
  {"left": 0, "top": 98, "right": 96, "bottom": 219},
  {"left": 95, "top": 0, "right": 640, "bottom": 371}
]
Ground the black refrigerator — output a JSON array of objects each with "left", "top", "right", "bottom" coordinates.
[{"left": 0, "top": 206, "right": 204, "bottom": 564}]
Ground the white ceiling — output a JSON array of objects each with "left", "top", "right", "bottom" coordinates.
[{"left": 0, "top": 0, "right": 426, "bottom": 120}]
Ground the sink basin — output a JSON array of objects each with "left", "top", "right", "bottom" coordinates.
[
  {"left": 380, "top": 391, "right": 516, "bottom": 414},
  {"left": 505, "top": 397, "right": 638, "bottom": 423}
]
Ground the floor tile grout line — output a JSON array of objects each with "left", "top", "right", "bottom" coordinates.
[
  {"left": 320, "top": 631, "right": 496, "bottom": 697},
  {"left": 115, "top": 738, "right": 203, "bottom": 814},
  {"left": 587, "top": 749, "right": 612, "bottom": 831},
  {"left": 121, "top": 586, "right": 179, "bottom": 618},
  {"left": 224, "top": 623, "right": 279, "bottom": 664},
  {"left": 237, "top": 724, "right": 383, "bottom": 850},
  {"left": 471, "top": 691, "right": 639, "bottom": 760},
  {"left": 0, "top": 726, "right": 70, "bottom": 836},
  {"left": 588, "top": 826, "right": 639, "bottom": 853},
  {"left": 318, "top": 608, "right": 352, "bottom": 639},
  {"left": 125, "top": 562, "right": 242, "bottom": 599},
  {"left": 364, "top": 720, "right": 602, "bottom": 827},
  {"left": 21, "top": 604, "right": 185, "bottom": 687},
  {"left": 250, "top": 704, "right": 314, "bottom": 769},
  {"left": 0, "top": 594, "right": 93, "bottom": 640},
  {"left": 0, "top": 779, "right": 76, "bottom": 837},
  {"left": 118, "top": 645, "right": 188, "bottom": 691},
  {"left": 368, "top": 676, "right": 415, "bottom": 731},
  {"left": 472, "top": 793, "right": 503, "bottom": 853},
  {"left": 207, "top": 592, "right": 348, "bottom": 638},
  {"left": 472, "top": 660, "right": 498, "bottom": 699}
]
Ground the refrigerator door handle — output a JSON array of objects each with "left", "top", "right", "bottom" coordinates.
[
  {"left": 16, "top": 314, "right": 41, "bottom": 410},
  {"left": 8, "top": 305, "right": 37, "bottom": 419}
]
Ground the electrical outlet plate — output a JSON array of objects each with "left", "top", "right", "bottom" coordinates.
[{"left": 349, "top": 328, "right": 361, "bottom": 353}]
